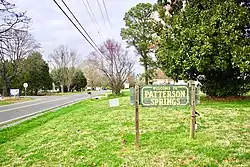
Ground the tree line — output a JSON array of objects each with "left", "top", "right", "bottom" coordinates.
[
  {"left": 0, "top": 1, "right": 136, "bottom": 96},
  {"left": 0, "top": 1, "right": 87, "bottom": 96}
]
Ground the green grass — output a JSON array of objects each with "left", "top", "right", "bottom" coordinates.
[
  {"left": 0, "top": 94, "right": 249, "bottom": 166},
  {"left": 0, "top": 98, "right": 33, "bottom": 106}
]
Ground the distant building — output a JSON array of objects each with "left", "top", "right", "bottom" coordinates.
[
  {"left": 151, "top": 69, "right": 201, "bottom": 86},
  {"left": 152, "top": 78, "right": 174, "bottom": 85},
  {"left": 152, "top": 69, "right": 174, "bottom": 85},
  {"left": 96, "top": 87, "right": 102, "bottom": 91}
]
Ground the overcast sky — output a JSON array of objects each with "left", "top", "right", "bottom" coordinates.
[{"left": 13, "top": 0, "right": 156, "bottom": 73}]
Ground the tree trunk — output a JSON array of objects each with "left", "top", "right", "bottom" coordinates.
[
  {"left": 142, "top": 52, "right": 149, "bottom": 85},
  {"left": 113, "top": 82, "right": 122, "bottom": 95},
  {"left": 144, "top": 63, "right": 149, "bottom": 85},
  {"left": 60, "top": 84, "right": 64, "bottom": 93},
  {"left": 35, "top": 89, "right": 38, "bottom": 96},
  {"left": 2, "top": 85, "right": 5, "bottom": 97},
  {"left": 4, "top": 80, "right": 10, "bottom": 96},
  {"left": 114, "top": 85, "right": 121, "bottom": 95},
  {"left": 115, "top": 89, "right": 121, "bottom": 95}
]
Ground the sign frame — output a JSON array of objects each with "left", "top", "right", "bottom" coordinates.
[
  {"left": 132, "top": 81, "right": 200, "bottom": 145},
  {"left": 140, "top": 85, "right": 190, "bottom": 107},
  {"left": 10, "top": 89, "right": 20, "bottom": 96}
]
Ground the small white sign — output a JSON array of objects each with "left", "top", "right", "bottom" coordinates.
[
  {"left": 124, "top": 83, "right": 130, "bottom": 89},
  {"left": 10, "top": 89, "right": 20, "bottom": 96},
  {"left": 23, "top": 83, "right": 28, "bottom": 89},
  {"left": 109, "top": 98, "right": 120, "bottom": 107}
]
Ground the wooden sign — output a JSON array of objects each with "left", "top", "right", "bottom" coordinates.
[
  {"left": 131, "top": 82, "right": 199, "bottom": 144},
  {"left": 140, "top": 85, "right": 189, "bottom": 107}
]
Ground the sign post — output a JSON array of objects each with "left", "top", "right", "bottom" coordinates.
[
  {"left": 190, "top": 80, "right": 196, "bottom": 139},
  {"left": 135, "top": 85, "right": 140, "bottom": 148},
  {"left": 23, "top": 83, "right": 28, "bottom": 96}
]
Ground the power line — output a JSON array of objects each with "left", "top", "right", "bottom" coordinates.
[
  {"left": 81, "top": 0, "right": 100, "bottom": 34},
  {"left": 102, "top": 0, "right": 111, "bottom": 27},
  {"left": 61, "top": 0, "right": 100, "bottom": 50},
  {"left": 53, "top": 0, "right": 102, "bottom": 55},
  {"left": 96, "top": 0, "right": 107, "bottom": 27},
  {"left": 85, "top": 0, "right": 102, "bottom": 32}
]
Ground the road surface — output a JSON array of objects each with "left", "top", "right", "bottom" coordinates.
[{"left": 0, "top": 91, "right": 106, "bottom": 125}]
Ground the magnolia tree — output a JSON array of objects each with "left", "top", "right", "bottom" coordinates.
[
  {"left": 156, "top": 0, "right": 250, "bottom": 97},
  {"left": 90, "top": 39, "right": 135, "bottom": 95}
]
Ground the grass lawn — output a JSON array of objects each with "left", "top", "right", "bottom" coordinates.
[
  {"left": 0, "top": 94, "right": 249, "bottom": 166},
  {"left": 0, "top": 97, "right": 33, "bottom": 106}
]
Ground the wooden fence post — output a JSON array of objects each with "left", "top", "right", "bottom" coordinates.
[
  {"left": 135, "top": 85, "right": 140, "bottom": 147},
  {"left": 190, "top": 80, "right": 196, "bottom": 139}
]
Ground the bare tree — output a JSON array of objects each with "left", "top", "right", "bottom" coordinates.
[
  {"left": 49, "top": 45, "right": 79, "bottom": 92},
  {"left": 0, "top": 29, "right": 40, "bottom": 95},
  {"left": 0, "top": 1, "right": 31, "bottom": 95},
  {"left": 0, "top": 0, "right": 30, "bottom": 35},
  {"left": 127, "top": 73, "right": 136, "bottom": 87},
  {"left": 90, "top": 39, "right": 135, "bottom": 94},
  {"left": 79, "top": 59, "right": 107, "bottom": 89}
]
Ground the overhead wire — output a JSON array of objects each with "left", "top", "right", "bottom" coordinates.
[
  {"left": 61, "top": 0, "right": 100, "bottom": 50},
  {"left": 52, "top": 0, "right": 103, "bottom": 56},
  {"left": 80, "top": 0, "right": 100, "bottom": 34},
  {"left": 96, "top": 0, "right": 107, "bottom": 27},
  {"left": 85, "top": 0, "right": 103, "bottom": 32},
  {"left": 102, "top": 0, "right": 112, "bottom": 27}
]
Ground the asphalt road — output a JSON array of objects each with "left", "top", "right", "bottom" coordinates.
[{"left": 0, "top": 91, "right": 106, "bottom": 125}]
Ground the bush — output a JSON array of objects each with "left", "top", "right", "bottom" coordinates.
[{"left": 200, "top": 68, "right": 250, "bottom": 97}]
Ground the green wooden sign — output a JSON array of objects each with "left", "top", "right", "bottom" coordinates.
[{"left": 141, "top": 85, "right": 189, "bottom": 107}]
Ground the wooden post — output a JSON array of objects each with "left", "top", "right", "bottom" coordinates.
[
  {"left": 135, "top": 85, "right": 140, "bottom": 147},
  {"left": 190, "top": 80, "right": 196, "bottom": 139}
]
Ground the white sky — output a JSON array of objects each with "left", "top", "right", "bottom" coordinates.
[{"left": 13, "top": 0, "right": 156, "bottom": 74}]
